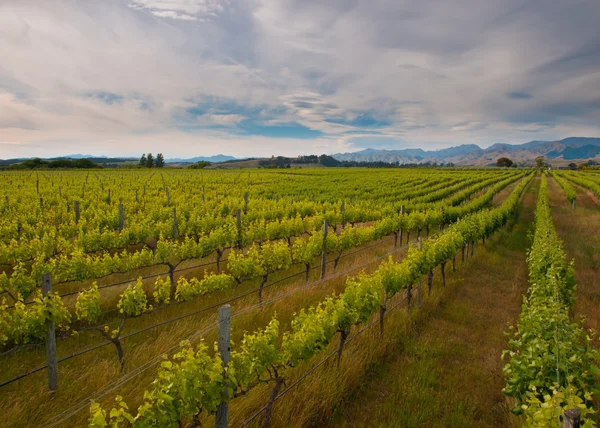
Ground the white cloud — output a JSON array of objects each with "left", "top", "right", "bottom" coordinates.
[
  {"left": 149, "top": 10, "right": 199, "bottom": 21},
  {"left": 129, "top": 0, "right": 229, "bottom": 20}
]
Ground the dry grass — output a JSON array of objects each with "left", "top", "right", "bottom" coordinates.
[
  {"left": 546, "top": 176, "right": 600, "bottom": 337},
  {"left": 0, "top": 178, "right": 530, "bottom": 427},
  {"left": 0, "top": 233, "right": 410, "bottom": 427},
  {"left": 197, "top": 178, "right": 539, "bottom": 428}
]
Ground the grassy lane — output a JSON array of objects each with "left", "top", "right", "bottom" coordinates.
[
  {"left": 547, "top": 176, "right": 600, "bottom": 336},
  {"left": 323, "top": 177, "right": 539, "bottom": 428}
]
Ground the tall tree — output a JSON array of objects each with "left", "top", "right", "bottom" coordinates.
[
  {"left": 496, "top": 157, "right": 513, "bottom": 167},
  {"left": 155, "top": 153, "right": 165, "bottom": 168},
  {"left": 146, "top": 153, "right": 154, "bottom": 168},
  {"left": 535, "top": 155, "right": 545, "bottom": 168},
  {"left": 139, "top": 153, "right": 147, "bottom": 167}
]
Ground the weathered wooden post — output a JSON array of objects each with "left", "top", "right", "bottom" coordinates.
[
  {"left": 417, "top": 237, "right": 423, "bottom": 306},
  {"left": 243, "top": 192, "right": 249, "bottom": 213},
  {"left": 236, "top": 209, "right": 242, "bottom": 250},
  {"left": 75, "top": 201, "right": 80, "bottom": 224},
  {"left": 321, "top": 219, "right": 328, "bottom": 279},
  {"left": 215, "top": 305, "right": 231, "bottom": 428},
  {"left": 172, "top": 208, "right": 177, "bottom": 240},
  {"left": 107, "top": 189, "right": 111, "bottom": 204},
  {"left": 42, "top": 273, "right": 58, "bottom": 392},
  {"left": 563, "top": 408, "right": 581, "bottom": 428},
  {"left": 118, "top": 204, "right": 125, "bottom": 231},
  {"left": 39, "top": 197, "right": 44, "bottom": 216}
]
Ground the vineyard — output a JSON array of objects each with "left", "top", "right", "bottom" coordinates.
[{"left": 0, "top": 167, "right": 599, "bottom": 427}]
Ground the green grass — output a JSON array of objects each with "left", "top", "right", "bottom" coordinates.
[
  {"left": 547, "top": 175, "right": 600, "bottom": 339},
  {"left": 0, "top": 177, "right": 534, "bottom": 427},
  {"left": 322, "top": 177, "right": 539, "bottom": 428}
]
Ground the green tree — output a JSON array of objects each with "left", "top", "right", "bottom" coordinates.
[
  {"left": 155, "top": 153, "right": 165, "bottom": 168},
  {"left": 188, "top": 161, "right": 211, "bottom": 169},
  {"left": 146, "top": 153, "right": 154, "bottom": 168},
  {"left": 496, "top": 157, "right": 513, "bottom": 168},
  {"left": 535, "top": 156, "right": 545, "bottom": 168},
  {"left": 139, "top": 153, "right": 147, "bottom": 167}
]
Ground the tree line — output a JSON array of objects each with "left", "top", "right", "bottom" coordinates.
[
  {"left": 2, "top": 158, "right": 101, "bottom": 170},
  {"left": 139, "top": 153, "right": 165, "bottom": 168}
]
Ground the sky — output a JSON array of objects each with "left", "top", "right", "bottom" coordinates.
[{"left": 1, "top": 0, "right": 599, "bottom": 159}]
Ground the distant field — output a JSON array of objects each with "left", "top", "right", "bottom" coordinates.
[{"left": 0, "top": 168, "right": 598, "bottom": 427}]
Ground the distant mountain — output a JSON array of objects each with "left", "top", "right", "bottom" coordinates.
[
  {"left": 62, "top": 154, "right": 107, "bottom": 159},
  {"left": 333, "top": 144, "right": 482, "bottom": 164},
  {"left": 166, "top": 154, "right": 237, "bottom": 163},
  {"left": 332, "top": 137, "right": 600, "bottom": 166}
]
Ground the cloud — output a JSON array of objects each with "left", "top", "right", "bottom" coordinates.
[
  {"left": 507, "top": 91, "right": 533, "bottom": 100},
  {"left": 129, "top": 0, "right": 229, "bottom": 20},
  {"left": 150, "top": 11, "right": 199, "bottom": 21},
  {"left": 0, "top": 0, "right": 599, "bottom": 159}
]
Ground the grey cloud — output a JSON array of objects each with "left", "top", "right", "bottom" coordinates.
[{"left": 507, "top": 92, "right": 533, "bottom": 100}]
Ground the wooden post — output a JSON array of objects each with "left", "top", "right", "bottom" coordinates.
[
  {"left": 417, "top": 237, "right": 423, "bottom": 306},
  {"left": 166, "top": 188, "right": 170, "bottom": 206},
  {"left": 427, "top": 270, "right": 433, "bottom": 294},
  {"left": 42, "top": 273, "right": 58, "bottom": 392},
  {"left": 172, "top": 208, "right": 178, "bottom": 240},
  {"left": 107, "top": 189, "right": 111, "bottom": 204},
  {"left": 39, "top": 197, "right": 44, "bottom": 216},
  {"left": 321, "top": 219, "right": 328, "bottom": 279},
  {"left": 215, "top": 305, "right": 231, "bottom": 428},
  {"left": 243, "top": 192, "right": 249, "bottom": 213},
  {"left": 118, "top": 204, "right": 125, "bottom": 231},
  {"left": 4, "top": 196, "right": 8, "bottom": 206},
  {"left": 563, "top": 408, "right": 581, "bottom": 428},
  {"left": 135, "top": 190, "right": 138, "bottom": 203},
  {"left": 75, "top": 201, "right": 80, "bottom": 224},
  {"left": 400, "top": 205, "right": 405, "bottom": 215},
  {"left": 236, "top": 209, "right": 242, "bottom": 250}
]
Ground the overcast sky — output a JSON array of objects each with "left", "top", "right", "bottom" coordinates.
[{"left": 1, "top": 0, "right": 599, "bottom": 159}]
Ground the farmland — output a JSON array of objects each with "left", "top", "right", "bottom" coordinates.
[{"left": 0, "top": 167, "right": 599, "bottom": 427}]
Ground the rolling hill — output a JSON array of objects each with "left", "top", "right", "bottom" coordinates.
[{"left": 332, "top": 137, "right": 600, "bottom": 166}]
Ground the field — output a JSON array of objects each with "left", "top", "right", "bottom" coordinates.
[{"left": 0, "top": 168, "right": 598, "bottom": 428}]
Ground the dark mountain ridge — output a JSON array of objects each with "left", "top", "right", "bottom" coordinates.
[{"left": 332, "top": 137, "right": 600, "bottom": 165}]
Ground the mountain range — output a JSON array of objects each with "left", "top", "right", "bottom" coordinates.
[
  {"left": 331, "top": 137, "right": 600, "bottom": 166},
  {"left": 3, "top": 137, "right": 600, "bottom": 167},
  {"left": 165, "top": 154, "right": 237, "bottom": 163}
]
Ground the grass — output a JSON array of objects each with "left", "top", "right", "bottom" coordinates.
[
  {"left": 0, "top": 231, "right": 412, "bottom": 427},
  {"left": 304, "top": 176, "right": 540, "bottom": 428},
  {"left": 546, "top": 176, "right": 600, "bottom": 338},
  {"left": 0, "top": 177, "right": 530, "bottom": 427}
]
